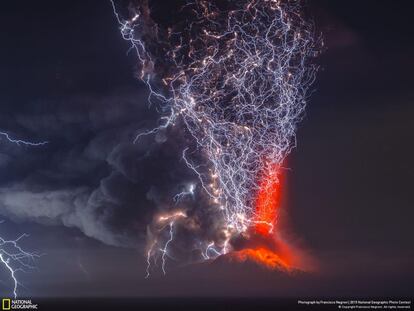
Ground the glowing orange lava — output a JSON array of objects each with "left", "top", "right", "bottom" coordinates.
[
  {"left": 253, "top": 164, "right": 282, "bottom": 235},
  {"left": 230, "top": 247, "right": 291, "bottom": 271},
  {"left": 229, "top": 163, "right": 307, "bottom": 271}
]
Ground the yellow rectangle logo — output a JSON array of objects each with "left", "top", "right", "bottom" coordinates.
[{"left": 2, "top": 299, "right": 10, "bottom": 310}]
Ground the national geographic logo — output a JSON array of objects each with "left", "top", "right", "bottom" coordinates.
[
  {"left": 1, "top": 299, "right": 10, "bottom": 311},
  {"left": 2, "top": 299, "right": 38, "bottom": 310}
]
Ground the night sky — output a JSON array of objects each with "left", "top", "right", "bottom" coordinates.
[{"left": 0, "top": 0, "right": 413, "bottom": 304}]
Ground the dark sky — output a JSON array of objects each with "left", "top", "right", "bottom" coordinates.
[{"left": 0, "top": 0, "right": 413, "bottom": 301}]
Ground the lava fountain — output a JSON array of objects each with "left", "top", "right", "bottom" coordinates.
[{"left": 224, "top": 162, "right": 309, "bottom": 271}]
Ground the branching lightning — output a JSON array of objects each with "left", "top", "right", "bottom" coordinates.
[
  {"left": 0, "top": 230, "right": 40, "bottom": 298},
  {"left": 0, "top": 131, "right": 46, "bottom": 292},
  {"left": 111, "top": 0, "right": 319, "bottom": 274},
  {"left": 160, "top": 222, "right": 174, "bottom": 275},
  {"left": 145, "top": 211, "right": 187, "bottom": 276}
]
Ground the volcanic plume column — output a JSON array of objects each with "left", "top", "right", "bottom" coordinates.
[{"left": 111, "top": 0, "right": 319, "bottom": 274}]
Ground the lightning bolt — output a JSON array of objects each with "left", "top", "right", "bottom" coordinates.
[
  {"left": 202, "top": 242, "right": 222, "bottom": 260},
  {"left": 145, "top": 211, "right": 187, "bottom": 277},
  {"left": 0, "top": 131, "right": 47, "bottom": 147},
  {"left": 160, "top": 222, "right": 174, "bottom": 275},
  {"left": 0, "top": 231, "right": 40, "bottom": 298},
  {"left": 173, "top": 183, "right": 195, "bottom": 204},
  {"left": 0, "top": 129, "right": 46, "bottom": 293}
]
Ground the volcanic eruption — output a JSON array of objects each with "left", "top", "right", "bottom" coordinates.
[{"left": 111, "top": 0, "right": 319, "bottom": 274}]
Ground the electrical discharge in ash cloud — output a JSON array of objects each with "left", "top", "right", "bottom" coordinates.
[
  {"left": 111, "top": 0, "right": 319, "bottom": 273},
  {"left": 0, "top": 230, "right": 39, "bottom": 298},
  {"left": 0, "top": 131, "right": 48, "bottom": 146},
  {"left": 0, "top": 134, "right": 45, "bottom": 295}
]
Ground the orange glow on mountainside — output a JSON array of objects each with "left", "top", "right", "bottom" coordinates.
[
  {"left": 225, "top": 163, "right": 309, "bottom": 271},
  {"left": 229, "top": 247, "right": 291, "bottom": 271}
]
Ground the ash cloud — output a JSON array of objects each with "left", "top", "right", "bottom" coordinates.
[{"left": 0, "top": 89, "right": 197, "bottom": 247}]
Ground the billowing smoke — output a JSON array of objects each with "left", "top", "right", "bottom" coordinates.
[{"left": 0, "top": 91, "right": 201, "bottom": 248}]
